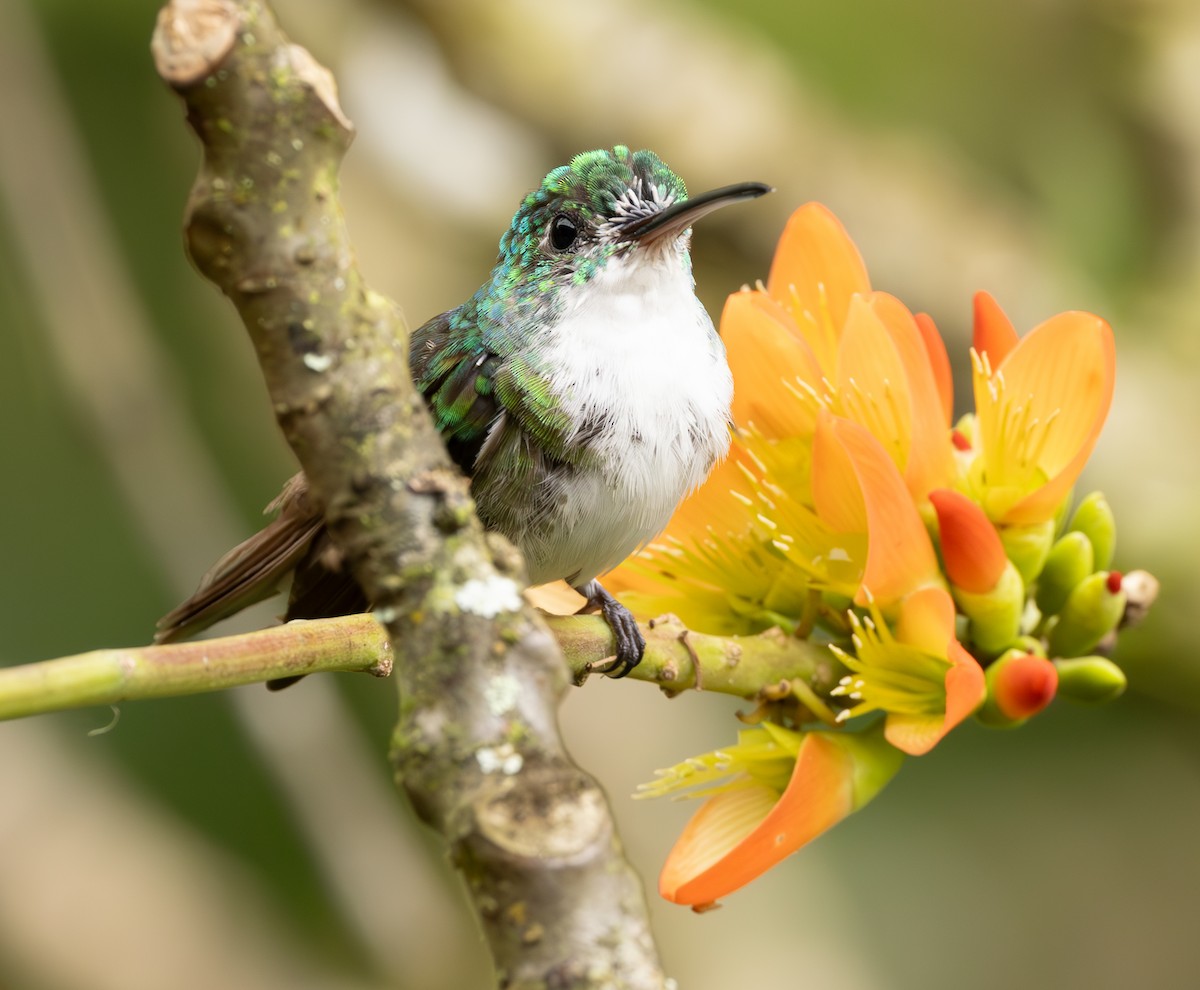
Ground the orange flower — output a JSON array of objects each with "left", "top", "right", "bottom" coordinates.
[
  {"left": 599, "top": 203, "right": 1129, "bottom": 909},
  {"left": 606, "top": 205, "right": 955, "bottom": 629},
  {"left": 963, "top": 291, "right": 1115, "bottom": 526},
  {"left": 644, "top": 722, "right": 903, "bottom": 908},
  {"left": 724, "top": 204, "right": 955, "bottom": 503}
]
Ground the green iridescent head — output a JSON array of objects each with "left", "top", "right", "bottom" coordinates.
[
  {"left": 473, "top": 146, "right": 769, "bottom": 321},
  {"left": 496, "top": 146, "right": 685, "bottom": 287}
]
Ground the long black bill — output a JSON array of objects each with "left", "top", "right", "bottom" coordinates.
[{"left": 621, "top": 181, "right": 772, "bottom": 246}]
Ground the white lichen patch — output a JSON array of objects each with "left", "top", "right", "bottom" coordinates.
[
  {"left": 476, "top": 743, "right": 524, "bottom": 776},
  {"left": 302, "top": 351, "right": 334, "bottom": 372},
  {"left": 484, "top": 674, "right": 521, "bottom": 716},
  {"left": 454, "top": 576, "right": 521, "bottom": 617}
]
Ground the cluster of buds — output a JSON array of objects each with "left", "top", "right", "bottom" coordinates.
[
  {"left": 933, "top": 486, "right": 1141, "bottom": 725},
  {"left": 605, "top": 203, "right": 1156, "bottom": 909}
]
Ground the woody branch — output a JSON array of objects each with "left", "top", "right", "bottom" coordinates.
[{"left": 150, "top": 1, "right": 665, "bottom": 985}]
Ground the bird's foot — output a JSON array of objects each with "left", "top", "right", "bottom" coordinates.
[{"left": 576, "top": 580, "right": 645, "bottom": 678}]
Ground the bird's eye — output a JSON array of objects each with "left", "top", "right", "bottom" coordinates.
[{"left": 548, "top": 214, "right": 578, "bottom": 251}]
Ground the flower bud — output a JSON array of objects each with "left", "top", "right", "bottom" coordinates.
[
  {"left": 1053, "top": 655, "right": 1127, "bottom": 703},
  {"left": 978, "top": 651, "right": 1058, "bottom": 727},
  {"left": 999, "top": 519, "right": 1056, "bottom": 585},
  {"left": 930, "top": 489, "right": 1007, "bottom": 593},
  {"left": 1035, "top": 531, "right": 1094, "bottom": 617},
  {"left": 954, "top": 561, "right": 1025, "bottom": 657},
  {"left": 1046, "top": 571, "right": 1126, "bottom": 658},
  {"left": 1068, "top": 492, "right": 1116, "bottom": 571}
]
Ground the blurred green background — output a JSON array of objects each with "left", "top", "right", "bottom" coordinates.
[{"left": 1, "top": 0, "right": 1198, "bottom": 987}]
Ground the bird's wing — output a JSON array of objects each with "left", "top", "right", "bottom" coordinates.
[
  {"left": 411, "top": 309, "right": 503, "bottom": 474},
  {"left": 411, "top": 309, "right": 577, "bottom": 474}
]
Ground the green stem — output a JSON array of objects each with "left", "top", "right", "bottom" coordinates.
[
  {"left": 0, "top": 612, "right": 840, "bottom": 722},
  {"left": 0, "top": 615, "right": 389, "bottom": 720}
]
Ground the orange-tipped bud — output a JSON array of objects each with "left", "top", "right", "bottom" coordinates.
[
  {"left": 983, "top": 652, "right": 1058, "bottom": 725},
  {"left": 930, "top": 489, "right": 1007, "bottom": 593}
]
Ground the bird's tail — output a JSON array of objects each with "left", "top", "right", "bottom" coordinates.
[{"left": 154, "top": 472, "right": 325, "bottom": 644}]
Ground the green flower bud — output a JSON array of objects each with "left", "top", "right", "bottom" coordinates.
[
  {"left": 1047, "top": 571, "right": 1126, "bottom": 658},
  {"left": 999, "top": 519, "right": 1056, "bottom": 585},
  {"left": 1035, "top": 531, "right": 1094, "bottom": 617},
  {"left": 954, "top": 560, "right": 1024, "bottom": 657},
  {"left": 1053, "top": 655, "right": 1127, "bottom": 703},
  {"left": 1069, "top": 492, "right": 1116, "bottom": 571}
]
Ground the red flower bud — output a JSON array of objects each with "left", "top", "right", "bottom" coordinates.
[
  {"left": 992, "top": 653, "right": 1058, "bottom": 721},
  {"left": 930, "top": 489, "right": 1007, "bottom": 593}
]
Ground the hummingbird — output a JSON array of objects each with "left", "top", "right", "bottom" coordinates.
[{"left": 156, "top": 146, "right": 770, "bottom": 680}]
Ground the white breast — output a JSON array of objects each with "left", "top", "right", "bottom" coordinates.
[{"left": 520, "top": 249, "right": 733, "bottom": 587}]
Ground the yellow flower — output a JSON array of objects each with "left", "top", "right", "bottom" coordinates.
[
  {"left": 962, "top": 290, "right": 1115, "bottom": 526},
  {"left": 830, "top": 585, "right": 985, "bottom": 755}
]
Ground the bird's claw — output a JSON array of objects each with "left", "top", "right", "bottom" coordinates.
[{"left": 577, "top": 580, "right": 645, "bottom": 678}]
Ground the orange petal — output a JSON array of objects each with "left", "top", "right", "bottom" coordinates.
[
  {"left": 661, "top": 733, "right": 853, "bottom": 906},
  {"left": 662, "top": 444, "right": 761, "bottom": 545},
  {"left": 893, "top": 583, "right": 956, "bottom": 654},
  {"left": 811, "top": 411, "right": 867, "bottom": 535},
  {"left": 524, "top": 581, "right": 586, "bottom": 614},
  {"left": 887, "top": 587, "right": 986, "bottom": 755},
  {"left": 929, "top": 489, "right": 1007, "bottom": 593},
  {"left": 868, "top": 294, "right": 955, "bottom": 499},
  {"left": 835, "top": 295, "right": 913, "bottom": 470},
  {"left": 722, "top": 289, "right": 824, "bottom": 439},
  {"left": 942, "top": 640, "right": 988, "bottom": 732},
  {"left": 1000, "top": 311, "right": 1116, "bottom": 525},
  {"left": 914, "top": 311, "right": 954, "bottom": 427},
  {"left": 816, "top": 415, "right": 940, "bottom": 606},
  {"left": 972, "top": 291, "right": 1019, "bottom": 367},
  {"left": 765, "top": 203, "right": 871, "bottom": 373}
]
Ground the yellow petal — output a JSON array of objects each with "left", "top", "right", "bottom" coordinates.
[
  {"left": 1000, "top": 311, "right": 1116, "bottom": 525},
  {"left": 765, "top": 203, "right": 871, "bottom": 373},
  {"left": 893, "top": 584, "right": 956, "bottom": 654},
  {"left": 723, "top": 289, "right": 824, "bottom": 439},
  {"left": 834, "top": 295, "right": 913, "bottom": 471}
]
